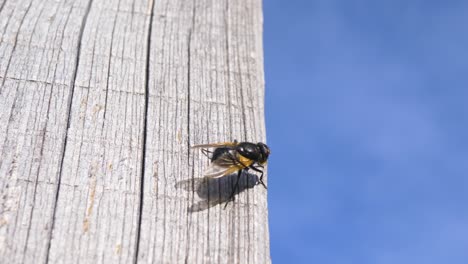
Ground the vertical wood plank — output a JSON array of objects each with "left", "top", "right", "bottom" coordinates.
[
  {"left": 46, "top": 0, "right": 151, "bottom": 263},
  {"left": 0, "top": 0, "right": 269, "bottom": 263},
  {"left": 136, "top": 0, "right": 270, "bottom": 263},
  {"left": 0, "top": 0, "right": 96, "bottom": 262}
]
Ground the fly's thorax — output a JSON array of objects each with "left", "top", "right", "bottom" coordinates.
[{"left": 235, "top": 142, "right": 262, "bottom": 163}]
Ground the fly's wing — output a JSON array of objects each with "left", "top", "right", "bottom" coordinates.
[
  {"left": 192, "top": 142, "right": 239, "bottom": 159},
  {"left": 202, "top": 163, "right": 241, "bottom": 178},
  {"left": 191, "top": 141, "right": 238, "bottom": 149},
  {"left": 202, "top": 153, "right": 253, "bottom": 178},
  {"left": 192, "top": 142, "right": 238, "bottom": 159}
]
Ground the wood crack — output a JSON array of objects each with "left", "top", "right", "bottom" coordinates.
[
  {"left": 134, "top": 0, "right": 155, "bottom": 262},
  {"left": 224, "top": 0, "right": 233, "bottom": 140},
  {"left": 44, "top": 0, "right": 94, "bottom": 262},
  {"left": 102, "top": 0, "right": 122, "bottom": 128},
  {"left": 0, "top": 0, "right": 7, "bottom": 16},
  {"left": 184, "top": 1, "right": 196, "bottom": 262}
]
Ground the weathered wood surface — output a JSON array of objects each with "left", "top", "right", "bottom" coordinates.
[{"left": 0, "top": 0, "right": 269, "bottom": 263}]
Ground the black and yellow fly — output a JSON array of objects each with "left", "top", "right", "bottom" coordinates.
[{"left": 192, "top": 140, "right": 270, "bottom": 207}]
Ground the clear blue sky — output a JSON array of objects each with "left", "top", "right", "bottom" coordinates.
[{"left": 263, "top": 1, "right": 468, "bottom": 263}]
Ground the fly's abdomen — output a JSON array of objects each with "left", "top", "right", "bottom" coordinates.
[{"left": 211, "top": 147, "right": 234, "bottom": 162}]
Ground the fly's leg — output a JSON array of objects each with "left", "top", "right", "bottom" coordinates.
[
  {"left": 201, "top": 148, "right": 213, "bottom": 158},
  {"left": 224, "top": 169, "right": 243, "bottom": 209},
  {"left": 249, "top": 165, "right": 267, "bottom": 189},
  {"left": 223, "top": 151, "right": 248, "bottom": 209}
]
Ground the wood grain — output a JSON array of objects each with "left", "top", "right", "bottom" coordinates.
[{"left": 0, "top": 0, "right": 269, "bottom": 263}]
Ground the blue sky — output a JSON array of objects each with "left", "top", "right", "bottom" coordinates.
[{"left": 263, "top": 1, "right": 468, "bottom": 263}]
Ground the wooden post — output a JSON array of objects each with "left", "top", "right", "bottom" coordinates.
[{"left": 0, "top": 0, "right": 270, "bottom": 263}]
